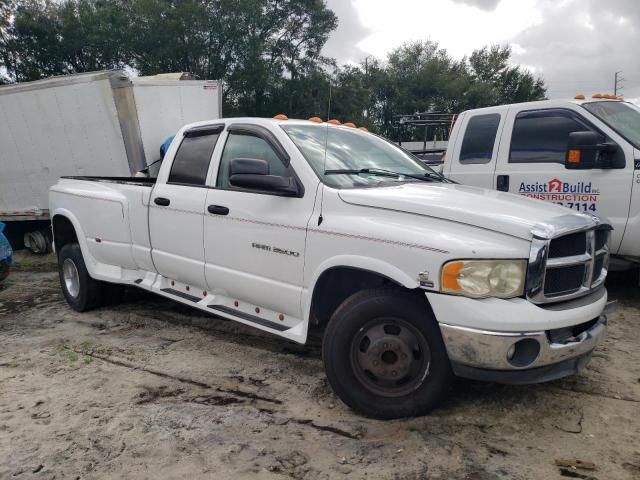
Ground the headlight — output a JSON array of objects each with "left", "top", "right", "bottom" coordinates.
[{"left": 441, "top": 260, "right": 527, "bottom": 299}]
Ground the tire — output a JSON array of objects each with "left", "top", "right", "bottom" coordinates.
[
  {"left": 322, "top": 288, "right": 452, "bottom": 419},
  {"left": 57, "top": 243, "right": 103, "bottom": 312}
]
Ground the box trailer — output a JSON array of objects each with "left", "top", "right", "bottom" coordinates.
[{"left": 0, "top": 70, "right": 222, "bottom": 252}]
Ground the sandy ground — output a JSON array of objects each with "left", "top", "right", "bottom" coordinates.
[{"left": 0, "top": 253, "right": 639, "bottom": 480}]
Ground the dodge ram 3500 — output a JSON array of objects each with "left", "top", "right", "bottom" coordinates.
[{"left": 50, "top": 117, "right": 615, "bottom": 419}]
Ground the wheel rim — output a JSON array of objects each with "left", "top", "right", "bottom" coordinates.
[
  {"left": 62, "top": 258, "right": 80, "bottom": 298},
  {"left": 350, "top": 317, "right": 431, "bottom": 397}
]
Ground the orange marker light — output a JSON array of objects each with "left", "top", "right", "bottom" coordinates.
[
  {"left": 273, "top": 114, "right": 288, "bottom": 120},
  {"left": 358, "top": 126, "right": 369, "bottom": 132},
  {"left": 568, "top": 149, "right": 581, "bottom": 163},
  {"left": 442, "top": 261, "right": 464, "bottom": 291},
  {"left": 592, "top": 93, "right": 603, "bottom": 99},
  {"left": 308, "top": 116, "right": 323, "bottom": 123},
  {"left": 327, "top": 119, "right": 341, "bottom": 125},
  {"left": 343, "top": 122, "right": 356, "bottom": 128},
  {"left": 574, "top": 94, "right": 585, "bottom": 100}
]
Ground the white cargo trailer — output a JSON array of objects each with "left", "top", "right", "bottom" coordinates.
[{"left": 0, "top": 70, "right": 222, "bottom": 251}]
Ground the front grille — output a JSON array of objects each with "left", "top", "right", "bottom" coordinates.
[
  {"left": 544, "top": 265, "right": 586, "bottom": 296},
  {"left": 592, "top": 254, "right": 605, "bottom": 282},
  {"left": 527, "top": 219, "right": 610, "bottom": 304},
  {"left": 595, "top": 230, "right": 608, "bottom": 251},
  {"left": 548, "top": 232, "right": 586, "bottom": 258}
]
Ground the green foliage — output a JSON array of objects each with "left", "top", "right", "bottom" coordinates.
[{"left": 1, "top": 2, "right": 546, "bottom": 135}]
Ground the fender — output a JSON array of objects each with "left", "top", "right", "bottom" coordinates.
[
  {"left": 51, "top": 208, "right": 97, "bottom": 274},
  {"left": 302, "top": 254, "right": 419, "bottom": 322}
]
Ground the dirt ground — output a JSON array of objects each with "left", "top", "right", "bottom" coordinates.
[{"left": 1, "top": 253, "right": 639, "bottom": 480}]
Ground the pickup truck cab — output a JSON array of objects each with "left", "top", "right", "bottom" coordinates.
[
  {"left": 50, "top": 116, "right": 613, "bottom": 418},
  {"left": 444, "top": 97, "right": 640, "bottom": 269}
]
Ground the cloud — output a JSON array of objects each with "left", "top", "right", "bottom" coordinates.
[
  {"left": 322, "top": 0, "right": 371, "bottom": 65},
  {"left": 450, "top": 0, "right": 501, "bottom": 11},
  {"left": 510, "top": 0, "right": 640, "bottom": 100}
]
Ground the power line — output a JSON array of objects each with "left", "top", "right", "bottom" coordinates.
[{"left": 614, "top": 71, "right": 624, "bottom": 96}]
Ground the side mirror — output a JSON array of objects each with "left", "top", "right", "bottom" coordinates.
[
  {"left": 565, "top": 131, "right": 617, "bottom": 170},
  {"left": 229, "top": 158, "right": 299, "bottom": 196}
]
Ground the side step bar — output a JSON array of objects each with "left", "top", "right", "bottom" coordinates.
[{"left": 208, "top": 305, "right": 289, "bottom": 332}]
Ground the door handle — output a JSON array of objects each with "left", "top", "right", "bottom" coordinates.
[
  {"left": 154, "top": 197, "right": 171, "bottom": 206},
  {"left": 496, "top": 175, "right": 510, "bottom": 192},
  {"left": 208, "top": 205, "right": 229, "bottom": 215}
]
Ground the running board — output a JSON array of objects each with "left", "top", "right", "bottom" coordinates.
[
  {"left": 160, "top": 288, "right": 201, "bottom": 303},
  {"left": 208, "top": 305, "right": 289, "bottom": 332}
]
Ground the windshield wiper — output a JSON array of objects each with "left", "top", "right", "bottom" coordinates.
[{"left": 324, "top": 167, "right": 440, "bottom": 183}]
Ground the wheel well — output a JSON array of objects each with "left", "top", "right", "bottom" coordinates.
[
  {"left": 309, "top": 267, "right": 413, "bottom": 327},
  {"left": 52, "top": 215, "right": 78, "bottom": 254}
]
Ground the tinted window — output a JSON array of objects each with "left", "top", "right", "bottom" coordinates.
[
  {"left": 217, "top": 133, "right": 289, "bottom": 188},
  {"left": 168, "top": 133, "right": 219, "bottom": 185},
  {"left": 459, "top": 114, "right": 501, "bottom": 164},
  {"left": 510, "top": 110, "right": 592, "bottom": 164}
]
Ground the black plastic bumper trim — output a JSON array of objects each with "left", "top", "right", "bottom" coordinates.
[{"left": 451, "top": 350, "right": 594, "bottom": 385}]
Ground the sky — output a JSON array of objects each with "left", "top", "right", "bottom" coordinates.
[{"left": 323, "top": 0, "right": 640, "bottom": 103}]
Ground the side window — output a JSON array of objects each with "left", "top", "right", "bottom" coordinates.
[
  {"left": 217, "top": 133, "right": 289, "bottom": 188},
  {"left": 459, "top": 114, "right": 501, "bottom": 164},
  {"left": 510, "top": 110, "right": 594, "bottom": 164},
  {"left": 168, "top": 132, "right": 220, "bottom": 186}
]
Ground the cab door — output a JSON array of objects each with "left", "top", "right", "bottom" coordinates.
[
  {"left": 203, "top": 124, "right": 317, "bottom": 320},
  {"left": 493, "top": 107, "right": 633, "bottom": 253},
  {"left": 149, "top": 125, "right": 223, "bottom": 288},
  {"left": 445, "top": 110, "right": 505, "bottom": 188}
]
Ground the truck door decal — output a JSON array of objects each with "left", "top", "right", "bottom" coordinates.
[{"left": 518, "top": 178, "right": 600, "bottom": 212}]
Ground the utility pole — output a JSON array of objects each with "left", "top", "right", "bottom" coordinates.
[{"left": 614, "top": 71, "right": 624, "bottom": 96}]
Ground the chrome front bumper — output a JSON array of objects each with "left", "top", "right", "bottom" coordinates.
[{"left": 439, "top": 301, "right": 615, "bottom": 383}]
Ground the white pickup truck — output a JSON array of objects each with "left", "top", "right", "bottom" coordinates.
[
  {"left": 50, "top": 117, "right": 614, "bottom": 418},
  {"left": 443, "top": 97, "right": 640, "bottom": 270}
]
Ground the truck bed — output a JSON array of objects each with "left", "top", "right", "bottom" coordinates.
[{"left": 60, "top": 176, "right": 157, "bottom": 187}]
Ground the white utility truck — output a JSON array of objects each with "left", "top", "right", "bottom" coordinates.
[
  {"left": 443, "top": 97, "right": 640, "bottom": 270},
  {"left": 0, "top": 70, "right": 222, "bottom": 252},
  {"left": 50, "top": 117, "right": 614, "bottom": 418}
]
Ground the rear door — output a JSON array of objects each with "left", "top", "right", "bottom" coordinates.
[
  {"left": 493, "top": 107, "right": 633, "bottom": 252},
  {"left": 149, "top": 125, "right": 222, "bottom": 288},
  {"left": 445, "top": 110, "right": 505, "bottom": 188}
]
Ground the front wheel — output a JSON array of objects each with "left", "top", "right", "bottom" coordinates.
[
  {"left": 57, "top": 243, "right": 103, "bottom": 312},
  {"left": 322, "top": 288, "right": 452, "bottom": 419}
]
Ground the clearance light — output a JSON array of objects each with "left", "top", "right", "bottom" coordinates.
[
  {"left": 343, "top": 122, "right": 356, "bottom": 128},
  {"left": 358, "top": 126, "right": 369, "bottom": 132},
  {"left": 327, "top": 119, "right": 341, "bottom": 125},
  {"left": 574, "top": 94, "right": 585, "bottom": 100},
  {"left": 308, "top": 117, "right": 323, "bottom": 123},
  {"left": 568, "top": 149, "right": 581, "bottom": 164},
  {"left": 603, "top": 93, "right": 616, "bottom": 99},
  {"left": 273, "top": 114, "right": 289, "bottom": 120},
  {"left": 592, "top": 93, "right": 603, "bottom": 99}
]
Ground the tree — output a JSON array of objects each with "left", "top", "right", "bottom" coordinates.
[
  {"left": 0, "top": 0, "right": 16, "bottom": 83},
  {"left": 466, "top": 45, "right": 546, "bottom": 107}
]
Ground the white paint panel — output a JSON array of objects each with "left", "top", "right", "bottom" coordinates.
[
  {"left": 0, "top": 77, "right": 131, "bottom": 214},
  {"left": 132, "top": 80, "right": 222, "bottom": 166}
]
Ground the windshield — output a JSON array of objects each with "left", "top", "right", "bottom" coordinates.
[
  {"left": 582, "top": 101, "right": 640, "bottom": 149},
  {"left": 281, "top": 124, "right": 442, "bottom": 188}
]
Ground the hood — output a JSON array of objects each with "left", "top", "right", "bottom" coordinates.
[{"left": 338, "top": 182, "right": 575, "bottom": 240}]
